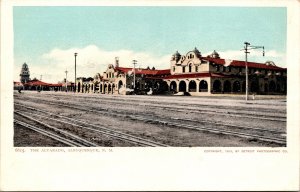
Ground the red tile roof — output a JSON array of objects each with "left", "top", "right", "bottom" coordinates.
[
  {"left": 163, "top": 72, "right": 230, "bottom": 80},
  {"left": 115, "top": 67, "right": 170, "bottom": 76},
  {"left": 203, "top": 57, "right": 286, "bottom": 71},
  {"left": 23, "top": 80, "right": 65, "bottom": 87},
  {"left": 24, "top": 80, "right": 51, "bottom": 86},
  {"left": 49, "top": 83, "right": 63, "bottom": 87}
]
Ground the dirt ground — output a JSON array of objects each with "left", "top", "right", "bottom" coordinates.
[{"left": 13, "top": 91, "right": 286, "bottom": 147}]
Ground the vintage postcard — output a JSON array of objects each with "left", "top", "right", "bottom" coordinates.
[{"left": 1, "top": 0, "right": 299, "bottom": 191}]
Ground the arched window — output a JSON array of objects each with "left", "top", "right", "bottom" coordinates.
[
  {"left": 189, "top": 64, "right": 192, "bottom": 73},
  {"left": 188, "top": 80, "right": 196, "bottom": 92},
  {"left": 199, "top": 80, "right": 208, "bottom": 92},
  {"left": 182, "top": 66, "right": 186, "bottom": 73}
]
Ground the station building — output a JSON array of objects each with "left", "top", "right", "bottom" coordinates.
[
  {"left": 76, "top": 57, "right": 170, "bottom": 95},
  {"left": 16, "top": 62, "right": 75, "bottom": 92},
  {"left": 76, "top": 47, "right": 287, "bottom": 95}
]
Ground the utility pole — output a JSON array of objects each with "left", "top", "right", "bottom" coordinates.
[
  {"left": 132, "top": 59, "right": 137, "bottom": 89},
  {"left": 65, "top": 69, "right": 68, "bottom": 92},
  {"left": 74, "top": 53, "right": 78, "bottom": 93},
  {"left": 242, "top": 42, "right": 265, "bottom": 101},
  {"left": 40, "top": 75, "right": 42, "bottom": 91}
]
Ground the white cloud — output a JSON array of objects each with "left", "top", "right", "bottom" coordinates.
[
  {"left": 15, "top": 45, "right": 286, "bottom": 83},
  {"left": 17, "top": 45, "right": 171, "bottom": 83}
]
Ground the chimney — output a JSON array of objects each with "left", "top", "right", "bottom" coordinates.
[{"left": 115, "top": 57, "right": 119, "bottom": 67}]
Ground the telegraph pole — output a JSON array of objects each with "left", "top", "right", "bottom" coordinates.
[
  {"left": 65, "top": 69, "right": 68, "bottom": 92},
  {"left": 242, "top": 42, "right": 265, "bottom": 101},
  {"left": 132, "top": 60, "right": 137, "bottom": 89},
  {"left": 74, "top": 53, "right": 77, "bottom": 92},
  {"left": 40, "top": 75, "right": 42, "bottom": 91}
]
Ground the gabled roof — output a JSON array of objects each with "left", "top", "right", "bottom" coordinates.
[
  {"left": 115, "top": 67, "right": 170, "bottom": 76},
  {"left": 203, "top": 57, "right": 286, "bottom": 71}
]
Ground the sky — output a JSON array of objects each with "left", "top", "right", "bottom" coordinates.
[{"left": 14, "top": 6, "right": 287, "bottom": 83}]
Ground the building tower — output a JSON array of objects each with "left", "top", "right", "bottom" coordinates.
[
  {"left": 20, "top": 62, "right": 30, "bottom": 83},
  {"left": 115, "top": 57, "right": 119, "bottom": 68}
]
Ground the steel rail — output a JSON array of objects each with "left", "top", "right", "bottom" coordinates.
[
  {"left": 14, "top": 119, "right": 83, "bottom": 147},
  {"left": 15, "top": 112, "right": 99, "bottom": 147},
  {"left": 15, "top": 102, "right": 286, "bottom": 146},
  {"left": 14, "top": 93, "right": 286, "bottom": 121},
  {"left": 15, "top": 99, "right": 285, "bottom": 134},
  {"left": 15, "top": 105, "right": 169, "bottom": 147}
]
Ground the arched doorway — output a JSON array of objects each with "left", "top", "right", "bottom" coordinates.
[
  {"left": 118, "top": 80, "right": 123, "bottom": 93},
  {"left": 153, "top": 81, "right": 159, "bottom": 92},
  {"left": 170, "top": 81, "right": 177, "bottom": 92},
  {"left": 233, "top": 81, "right": 241, "bottom": 92},
  {"left": 108, "top": 84, "right": 111, "bottom": 93},
  {"left": 160, "top": 81, "right": 168, "bottom": 92},
  {"left": 250, "top": 80, "right": 259, "bottom": 93},
  {"left": 276, "top": 84, "right": 281, "bottom": 92},
  {"left": 188, "top": 80, "right": 196, "bottom": 92},
  {"left": 199, "top": 80, "right": 208, "bottom": 92},
  {"left": 242, "top": 81, "right": 246, "bottom": 92},
  {"left": 104, "top": 84, "right": 107, "bottom": 93},
  {"left": 179, "top": 81, "right": 186, "bottom": 92},
  {"left": 269, "top": 81, "right": 276, "bottom": 92},
  {"left": 145, "top": 81, "right": 153, "bottom": 91},
  {"left": 77, "top": 82, "right": 81, "bottom": 93},
  {"left": 213, "top": 80, "right": 221, "bottom": 92},
  {"left": 94, "top": 82, "right": 99, "bottom": 93},
  {"left": 264, "top": 83, "right": 268, "bottom": 93},
  {"left": 112, "top": 84, "right": 115, "bottom": 94},
  {"left": 223, "top": 80, "right": 231, "bottom": 92}
]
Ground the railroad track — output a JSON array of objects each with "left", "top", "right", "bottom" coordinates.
[
  {"left": 15, "top": 93, "right": 286, "bottom": 122},
  {"left": 14, "top": 107, "right": 169, "bottom": 147},
  {"left": 14, "top": 119, "right": 95, "bottom": 147},
  {"left": 14, "top": 95, "right": 286, "bottom": 122},
  {"left": 15, "top": 98, "right": 286, "bottom": 134},
  {"left": 15, "top": 102, "right": 286, "bottom": 146}
]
